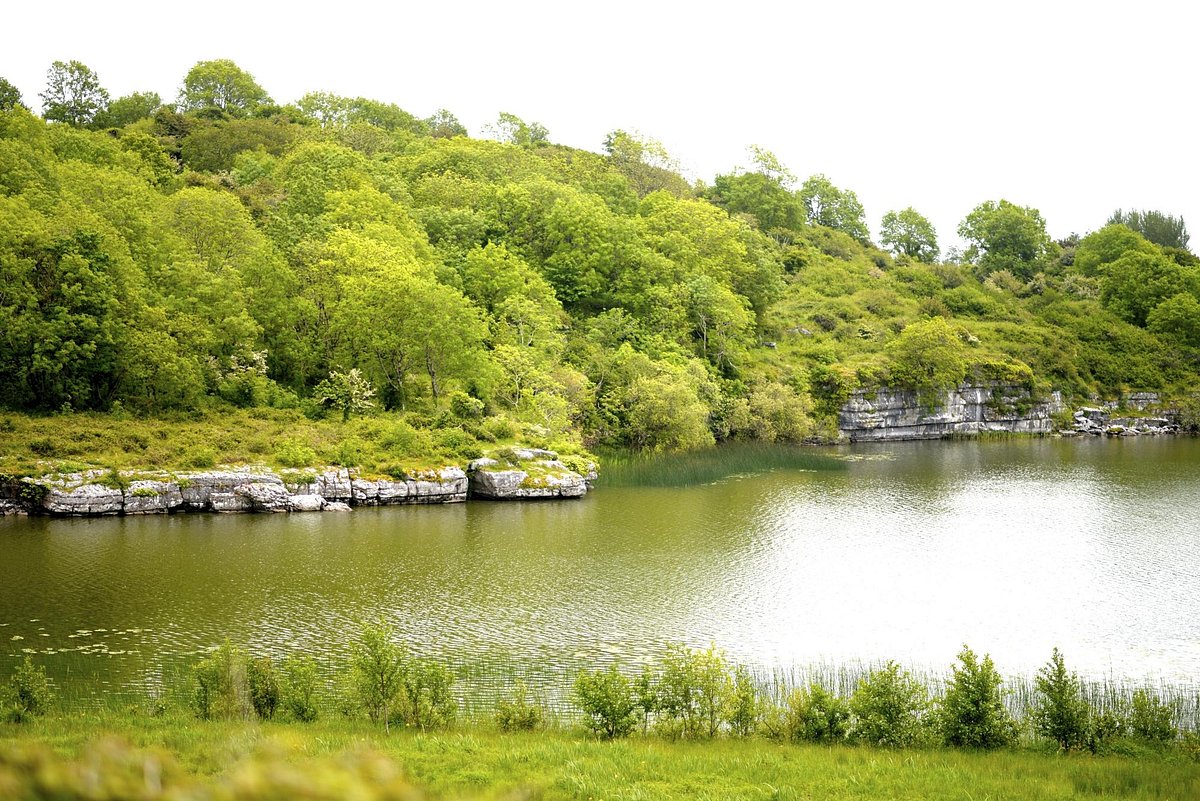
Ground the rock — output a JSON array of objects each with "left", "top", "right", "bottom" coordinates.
[
  {"left": 469, "top": 459, "right": 587, "bottom": 500},
  {"left": 123, "top": 480, "right": 183, "bottom": 514},
  {"left": 315, "top": 469, "right": 353, "bottom": 502},
  {"left": 838, "top": 383, "right": 1063, "bottom": 442},
  {"left": 234, "top": 482, "right": 290, "bottom": 512},
  {"left": 40, "top": 482, "right": 124, "bottom": 516},
  {"left": 0, "top": 499, "right": 27, "bottom": 515},
  {"left": 178, "top": 471, "right": 282, "bottom": 511},
  {"left": 287, "top": 494, "right": 326, "bottom": 512},
  {"left": 209, "top": 491, "right": 253, "bottom": 513},
  {"left": 510, "top": 448, "right": 558, "bottom": 461},
  {"left": 323, "top": 501, "right": 352, "bottom": 512},
  {"left": 408, "top": 467, "right": 468, "bottom": 504}
]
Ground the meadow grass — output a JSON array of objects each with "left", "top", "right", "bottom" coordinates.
[{"left": 2, "top": 711, "right": 1197, "bottom": 800}]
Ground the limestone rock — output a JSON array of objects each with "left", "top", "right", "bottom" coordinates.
[
  {"left": 40, "top": 482, "right": 124, "bottom": 515},
  {"left": 287, "top": 494, "right": 326, "bottom": 512},
  {"left": 234, "top": 481, "right": 290, "bottom": 512},
  {"left": 323, "top": 501, "right": 352, "bottom": 512},
  {"left": 469, "top": 458, "right": 587, "bottom": 500},
  {"left": 178, "top": 471, "right": 282, "bottom": 511},
  {"left": 123, "top": 480, "right": 183, "bottom": 514}
]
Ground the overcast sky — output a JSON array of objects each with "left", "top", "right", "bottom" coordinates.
[{"left": 5, "top": 0, "right": 1197, "bottom": 251}]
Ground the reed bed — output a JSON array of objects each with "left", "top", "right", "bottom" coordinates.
[{"left": 595, "top": 442, "right": 845, "bottom": 488}]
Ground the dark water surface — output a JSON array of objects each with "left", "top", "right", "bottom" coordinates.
[{"left": 2, "top": 437, "right": 1198, "bottom": 699}]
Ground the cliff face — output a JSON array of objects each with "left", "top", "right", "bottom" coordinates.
[{"left": 838, "top": 384, "right": 1063, "bottom": 442}]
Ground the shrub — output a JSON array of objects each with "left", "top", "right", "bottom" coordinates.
[
  {"left": 449, "top": 391, "right": 485, "bottom": 419},
  {"left": 193, "top": 641, "right": 251, "bottom": 721},
  {"left": 937, "top": 645, "right": 1017, "bottom": 749},
  {"left": 574, "top": 664, "right": 637, "bottom": 739},
  {"left": 281, "top": 654, "right": 320, "bottom": 722},
  {"left": 849, "top": 661, "right": 929, "bottom": 747},
  {"left": 3, "top": 656, "right": 53, "bottom": 723},
  {"left": 725, "top": 665, "right": 761, "bottom": 736},
  {"left": 1129, "top": 689, "right": 1176, "bottom": 743},
  {"left": 350, "top": 620, "right": 406, "bottom": 732},
  {"left": 783, "top": 684, "right": 850, "bottom": 743},
  {"left": 274, "top": 438, "right": 317, "bottom": 468},
  {"left": 1030, "top": 648, "right": 1090, "bottom": 752},
  {"left": 653, "top": 642, "right": 732, "bottom": 738},
  {"left": 495, "top": 680, "right": 544, "bottom": 731},
  {"left": 247, "top": 656, "right": 280, "bottom": 720},
  {"left": 186, "top": 447, "right": 217, "bottom": 469},
  {"left": 398, "top": 659, "right": 456, "bottom": 731}
]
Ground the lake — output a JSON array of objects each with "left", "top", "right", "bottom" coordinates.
[{"left": 2, "top": 437, "right": 1198, "bottom": 704}]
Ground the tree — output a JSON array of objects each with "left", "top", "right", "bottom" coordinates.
[
  {"left": 886, "top": 318, "right": 969, "bottom": 406},
  {"left": 957, "top": 199, "right": 1055, "bottom": 279},
  {"left": 93, "top": 91, "right": 161, "bottom": 128},
  {"left": 937, "top": 645, "right": 1017, "bottom": 749},
  {"left": 574, "top": 664, "right": 638, "bottom": 739},
  {"left": 313, "top": 369, "right": 376, "bottom": 421},
  {"left": 880, "top": 207, "right": 939, "bottom": 262},
  {"left": 1108, "top": 208, "right": 1190, "bottom": 251},
  {"left": 783, "top": 684, "right": 850, "bottom": 743},
  {"left": 3, "top": 656, "right": 53, "bottom": 723},
  {"left": 799, "top": 174, "right": 870, "bottom": 243},
  {"left": 483, "top": 112, "right": 549, "bottom": 147},
  {"left": 849, "top": 661, "right": 930, "bottom": 747},
  {"left": 40, "top": 60, "right": 109, "bottom": 126},
  {"left": 1148, "top": 293, "right": 1200, "bottom": 348},
  {"left": 178, "top": 59, "right": 272, "bottom": 116},
  {"left": 1128, "top": 689, "right": 1175, "bottom": 742},
  {"left": 0, "top": 77, "right": 25, "bottom": 111},
  {"left": 351, "top": 619, "right": 405, "bottom": 732},
  {"left": 1099, "top": 250, "right": 1199, "bottom": 327},
  {"left": 1030, "top": 648, "right": 1089, "bottom": 752},
  {"left": 603, "top": 129, "right": 688, "bottom": 197},
  {"left": 426, "top": 108, "right": 467, "bottom": 138}
]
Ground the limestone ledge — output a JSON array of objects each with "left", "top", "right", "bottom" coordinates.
[
  {"left": 467, "top": 448, "right": 594, "bottom": 500},
  {"left": 1, "top": 465, "right": 469, "bottom": 517}
]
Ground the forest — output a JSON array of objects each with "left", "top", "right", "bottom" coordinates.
[{"left": 2, "top": 59, "right": 1198, "bottom": 465}]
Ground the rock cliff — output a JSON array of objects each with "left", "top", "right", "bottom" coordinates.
[{"left": 839, "top": 383, "right": 1063, "bottom": 442}]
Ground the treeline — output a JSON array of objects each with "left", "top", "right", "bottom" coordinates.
[
  {"left": 2, "top": 60, "right": 1199, "bottom": 454},
  {"left": 5, "top": 628, "right": 1197, "bottom": 760}
]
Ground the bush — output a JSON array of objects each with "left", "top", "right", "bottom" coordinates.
[
  {"left": 495, "top": 680, "right": 544, "bottom": 731},
  {"left": 574, "top": 664, "right": 637, "bottom": 739},
  {"left": 350, "top": 620, "right": 406, "bottom": 732},
  {"left": 783, "top": 684, "right": 850, "bottom": 743},
  {"left": 724, "top": 665, "right": 761, "bottom": 736},
  {"left": 247, "top": 656, "right": 279, "bottom": 720},
  {"left": 937, "top": 645, "right": 1016, "bottom": 749},
  {"left": 3, "top": 656, "right": 53, "bottom": 723},
  {"left": 274, "top": 438, "right": 317, "bottom": 468},
  {"left": 653, "top": 642, "right": 733, "bottom": 738},
  {"left": 849, "top": 661, "right": 929, "bottom": 747},
  {"left": 449, "top": 391, "right": 485, "bottom": 420},
  {"left": 1129, "top": 689, "right": 1176, "bottom": 743},
  {"left": 1030, "top": 648, "right": 1089, "bottom": 752},
  {"left": 281, "top": 654, "right": 320, "bottom": 722},
  {"left": 398, "top": 659, "right": 456, "bottom": 731},
  {"left": 193, "top": 641, "right": 251, "bottom": 721}
]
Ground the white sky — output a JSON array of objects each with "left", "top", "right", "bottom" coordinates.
[{"left": 4, "top": 0, "right": 1197, "bottom": 251}]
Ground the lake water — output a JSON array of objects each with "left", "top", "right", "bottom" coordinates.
[{"left": 2, "top": 437, "right": 1198, "bottom": 702}]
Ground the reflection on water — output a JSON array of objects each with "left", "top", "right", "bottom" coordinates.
[{"left": 1, "top": 437, "right": 1198, "bottom": 697}]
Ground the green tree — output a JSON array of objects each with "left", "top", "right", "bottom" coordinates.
[
  {"left": 1073, "top": 224, "right": 1158, "bottom": 277},
  {"left": 604, "top": 129, "right": 689, "bottom": 197},
  {"left": 574, "top": 664, "right": 638, "bottom": 739},
  {"left": 483, "top": 112, "right": 549, "bottom": 147},
  {"left": 880, "top": 207, "right": 939, "bottom": 262},
  {"left": 937, "top": 645, "right": 1017, "bottom": 749},
  {"left": 426, "top": 108, "right": 467, "bottom": 138},
  {"left": 193, "top": 641, "right": 251, "bottom": 721},
  {"left": 849, "top": 661, "right": 930, "bottom": 747},
  {"left": 1100, "top": 251, "right": 1199, "bottom": 326},
  {"left": 281, "top": 655, "right": 320, "bottom": 722},
  {"left": 247, "top": 656, "right": 280, "bottom": 720},
  {"left": 1129, "top": 689, "right": 1176, "bottom": 743},
  {"left": 178, "top": 59, "right": 272, "bottom": 116},
  {"left": 1108, "top": 208, "right": 1190, "bottom": 250},
  {"left": 783, "top": 684, "right": 850, "bottom": 743},
  {"left": 0, "top": 77, "right": 25, "bottom": 111},
  {"left": 799, "top": 174, "right": 870, "bottom": 243},
  {"left": 40, "top": 60, "right": 109, "bottom": 126},
  {"left": 93, "top": 91, "right": 161, "bottom": 128},
  {"left": 1030, "top": 648, "right": 1089, "bottom": 752},
  {"left": 351, "top": 619, "right": 406, "bottom": 732},
  {"left": 313, "top": 369, "right": 376, "bottom": 421},
  {"left": 957, "top": 199, "right": 1055, "bottom": 279},
  {"left": 3, "top": 656, "right": 53, "bottom": 723},
  {"left": 886, "top": 318, "right": 969, "bottom": 406},
  {"left": 1147, "top": 292, "right": 1200, "bottom": 347}
]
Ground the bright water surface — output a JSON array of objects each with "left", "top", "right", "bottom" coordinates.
[{"left": 2, "top": 437, "right": 1198, "bottom": 701}]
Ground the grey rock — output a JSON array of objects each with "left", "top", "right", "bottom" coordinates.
[
  {"left": 210, "top": 491, "right": 253, "bottom": 513},
  {"left": 469, "top": 460, "right": 587, "bottom": 500},
  {"left": 287, "top": 494, "right": 326, "bottom": 512},
  {"left": 234, "top": 481, "right": 290, "bottom": 512},
  {"left": 41, "top": 483, "right": 124, "bottom": 516},
  {"left": 324, "top": 501, "right": 352, "bottom": 512},
  {"left": 178, "top": 471, "right": 281, "bottom": 511},
  {"left": 123, "top": 480, "right": 183, "bottom": 514}
]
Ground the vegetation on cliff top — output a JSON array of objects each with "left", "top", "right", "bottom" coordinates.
[{"left": 2, "top": 59, "right": 1198, "bottom": 466}]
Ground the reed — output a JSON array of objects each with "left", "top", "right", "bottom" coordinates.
[{"left": 595, "top": 442, "right": 845, "bottom": 488}]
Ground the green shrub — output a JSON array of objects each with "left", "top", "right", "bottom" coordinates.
[
  {"left": 3, "top": 656, "right": 53, "bottom": 723},
  {"left": 574, "top": 664, "right": 638, "bottom": 739},
  {"left": 481, "top": 416, "right": 517, "bottom": 441},
  {"left": 782, "top": 684, "right": 850, "bottom": 743},
  {"left": 724, "top": 665, "right": 761, "bottom": 737},
  {"left": 350, "top": 620, "right": 406, "bottom": 732},
  {"left": 247, "top": 656, "right": 280, "bottom": 720},
  {"left": 650, "top": 642, "right": 733, "bottom": 739},
  {"left": 280, "top": 654, "right": 320, "bottom": 722},
  {"left": 937, "top": 645, "right": 1017, "bottom": 749},
  {"left": 849, "top": 661, "right": 929, "bottom": 747},
  {"left": 186, "top": 447, "right": 217, "bottom": 469},
  {"left": 449, "top": 391, "right": 485, "bottom": 420},
  {"left": 495, "top": 679, "right": 544, "bottom": 732},
  {"left": 193, "top": 641, "right": 251, "bottom": 721},
  {"left": 274, "top": 438, "right": 317, "bottom": 468},
  {"left": 1030, "top": 648, "right": 1090, "bottom": 752},
  {"left": 1129, "top": 689, "right": 1176, "bottom": 743},
  {"left": 29, "top": 438, "right": 56, "bottom": 457},
  {"left": 398, "top": 659, "right": 456, "bottom": 731}
]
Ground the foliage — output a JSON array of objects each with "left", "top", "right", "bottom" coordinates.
[
  {"left": 880, "top": 207, "right": 939, "bottom": 262},
  {"left": 885, "top": 318, "right": 969, "bottom": 408},
  {"left": 247, "top": 656, "right": 280, "bottom": 720},
  {"left": 1030, "top": 648, "right": 1089, "bottom": 751},
  {"left": 800, "top": 174, "right": 870, "bottom": 243},
  {"left": 495, "top": 679, "right": 544, "bottom": 731},
  {"left": 724, "top": 664, "right": 761, "bottom": 736},
  {"left": 849, "top": 661, "right": 930, "bottom": 747},
  {"left": 574, "top": 664, "right": 638, "bottom": 739},
  {"left": 958, "top": 199, "right": 1055, "bottom": 279},
  {"left": 1129, "top": 689, "right": 1176, "bottom": 743},
  {"left": 280, "top": 654, "right": 320, "bottom": 722},
  {"left": 40, "top": 61, "right": 108, "bottom": 126},
  {"left": 782, "top": 684, "right": 850, "bottom": 743},
  {"left": 3, "top": 656, "right": 53, "bottom": 723},
  {"left": 937, "top": 645, "right": 1017, "bottom": 749},
  {"left": 350, "top": 619, "right": 406, "bottom": 731},
  {"left": 0, "top": 77, "right": 26, "bottom": 111},
  {"left": 313, "top": 369, "right": 376, "bottom": 422},
  {"left": 193, "top": 641, "right": 251, "bottom": 721},
  {"left": 1108, "top": 208, "right": 1190, "bottom": 250},
  {"left": 178, "top": 59, "right": 272, "bottom": 116}
]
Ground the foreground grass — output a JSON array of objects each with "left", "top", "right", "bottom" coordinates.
[{"left": 3, "top": 712, "right": 1197, "bottom": 800}]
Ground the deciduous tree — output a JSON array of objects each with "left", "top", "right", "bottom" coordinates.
[
  {"left": 178, "top": 59, "right": 272, "bottom": 117},
  {"left": 880, "top": 207, "right": 939, "bottom": 262},
  {"left": 40, "top": 60, "right": 109, "bottom": 126}
]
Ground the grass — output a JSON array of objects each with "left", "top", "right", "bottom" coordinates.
[
  {"left": 2, "top": 712, "right": 1197, "bottom": 800},
  {"left": 594, "top": 442, "right": 845, "bottom": 488}
]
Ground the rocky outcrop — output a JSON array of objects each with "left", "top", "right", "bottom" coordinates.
[
  {"left": 467, "top": 449, "right": 589, "bottom": 500},
  {"left": 839, "top": 383, "right": 1063, "bottom": 442},
  {"left": 1067, "top": 407, "right": 1180, "bottom": 437}
]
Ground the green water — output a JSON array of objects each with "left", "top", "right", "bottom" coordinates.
[{"left": 1, "top": 438, "right": 1198, "bottom": 702}]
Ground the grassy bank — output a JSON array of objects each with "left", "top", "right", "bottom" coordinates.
[{"left": 3, "top": 712, "right": 1198, "bottom": 800}]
